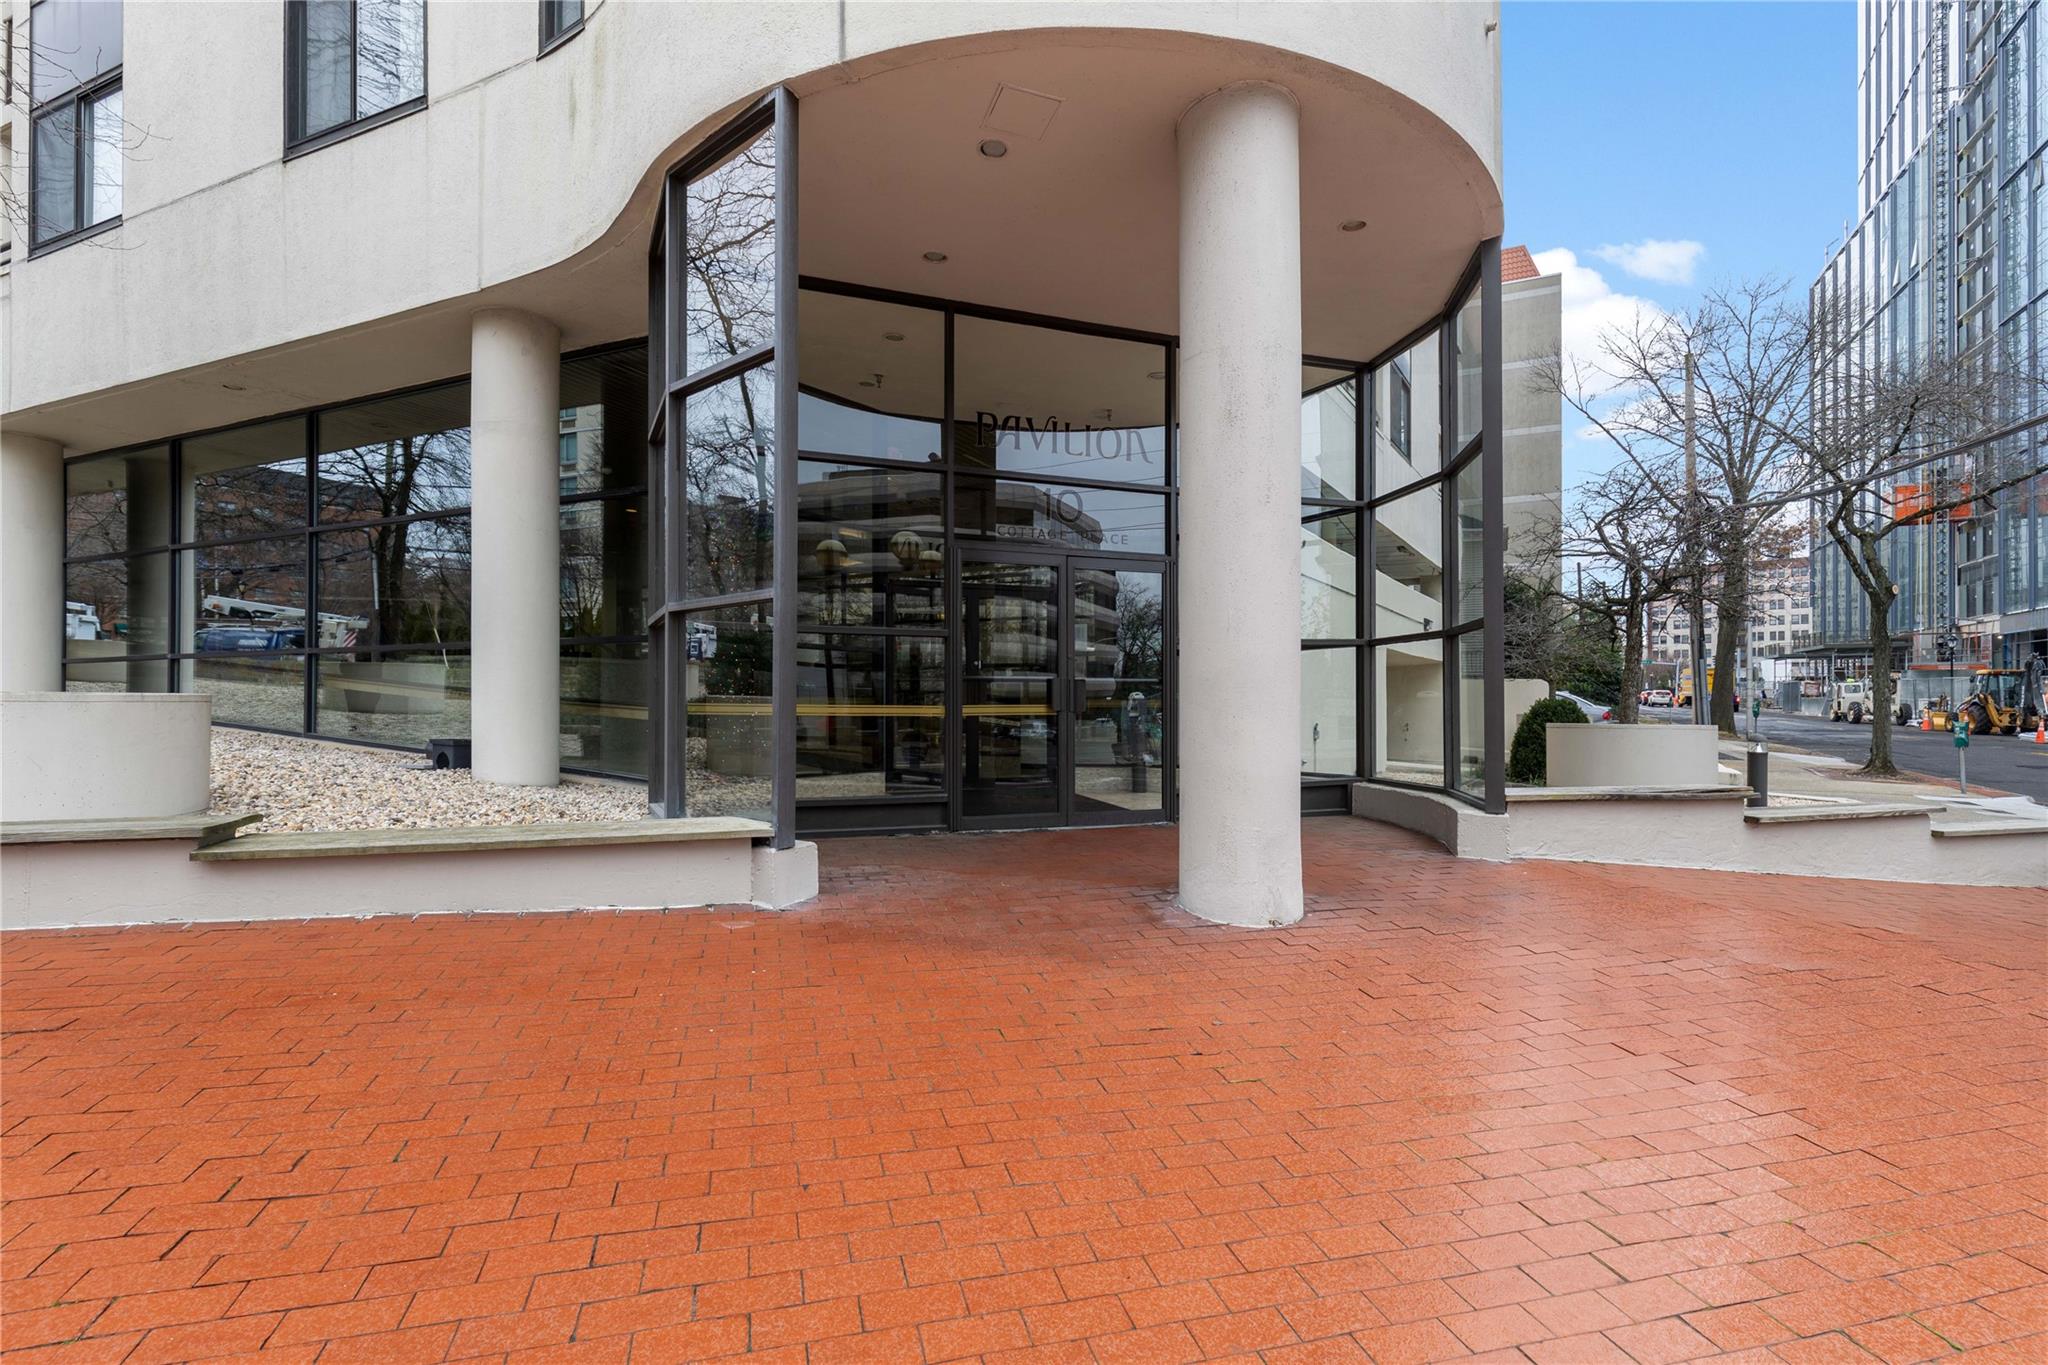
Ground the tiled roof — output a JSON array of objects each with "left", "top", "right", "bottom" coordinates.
[{"left": 1502, "top": 244, "right": 1541, "bottom": 282}]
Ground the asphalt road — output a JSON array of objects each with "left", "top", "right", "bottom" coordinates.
[{"left": 1640, "top": 703, "right": 2048, "bottom": 803}]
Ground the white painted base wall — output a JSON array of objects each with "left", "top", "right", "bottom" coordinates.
[
  {"left": 1350, "top": 782, "right": 1509, "bottom": 860},
  {"left": 1546, "top": 723, "right": 1720, "bottom": 788},
  {"left": 1, "top": 692, "right": 212, "bottom": 822},
  {"left": 1349, "top": 782, "right": 2043, "bottom": 888},
  {"left": 1507, "top": 798, "right": 2044, "bottom": 888},
  {"left": 1, "top": 837, "right": 822, "bottom": 930}
]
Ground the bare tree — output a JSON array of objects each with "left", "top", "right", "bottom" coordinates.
[
  {"left": 1787, "top": 291, "right": 2047, "bottom": 775},
  {"left": 1541, "top": 281, "right": 1810, "bottom": 734},
  {"left": 1561, "top": 461, "right": 1689, "bottom": 723}
]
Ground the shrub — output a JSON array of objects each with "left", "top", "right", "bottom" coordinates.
[{"left": 1508, "top": 697, "right": 1588, "bottom": 786}]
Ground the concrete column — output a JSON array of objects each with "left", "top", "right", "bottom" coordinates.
[
  {"left": 470, "top": 307, "right": 562, "bottom": 786},
  {"left": 1176, "top": 82, "right": 1304, "bottom": 927},
  {"left": 1, "top": 431, "right": 65, "bottom": 693}
]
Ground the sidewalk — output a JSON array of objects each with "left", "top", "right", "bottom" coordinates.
[
  {"left": 4, "top": 819, "right": 2045, "bottom": 1364},
  {"left": 1719, "top": 738, "right": 2048, "bottom": 834}
]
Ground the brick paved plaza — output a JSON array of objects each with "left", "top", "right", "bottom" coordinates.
[{"left": 3, "top": 820, "right": 2045, "bottom": 1363}]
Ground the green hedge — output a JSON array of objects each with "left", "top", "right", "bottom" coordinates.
[{"left": 1508, "top": 697, "right": 1587, "bottom": 786}]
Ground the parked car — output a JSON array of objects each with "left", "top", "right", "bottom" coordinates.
[
  {"left": 1555, "top": 690, "right": 1613, "bottom": 723},
  {"left": 1645, "top": 688, "right": 1674, "bottom": 707},
  {"left": 195, "top": 626, "right": 303, "bottom": 652}
]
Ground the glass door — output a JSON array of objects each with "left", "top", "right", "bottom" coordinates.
[
  {"left": 959, "top": 551, "right": 1064, "bottom": 825},
  {"left": 1069, "top": 558, "right": 1169, "bottom": 824},
  {"left": 957, "top": 548, "right": 1172, "bottom": 829}
]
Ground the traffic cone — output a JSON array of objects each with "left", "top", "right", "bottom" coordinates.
[
  {"left": 1920, "top": 711, "right": 1931, "bottom": 731},
  {"left": 2034, "top": 717, "right": 2045, "bottom": 744}
]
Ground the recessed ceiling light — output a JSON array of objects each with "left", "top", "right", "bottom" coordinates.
[
  {"left": 883, "top": 332, "right": 905, "bottom": 342},
  {"left": 979, "top": 139, "right": 1008, "bottom": 158},
  {"left": 1340, "top": 219, "right": 1367, "bottom": 232},
  {"left": 859, "top": 380, "right": 877, "bottom": 388},
  {"left": 922, "top": 251, "right": 948, "bottom": 263},
  {"left": 1146, "top": 370, "right": 1166, "bottom": 381},
  {"left": 221, "top": 382, "right": 248, "bottom": 391}
]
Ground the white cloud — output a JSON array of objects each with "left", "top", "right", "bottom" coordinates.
[
  {"left": 1531, "top": 247, "right": 1667, "bottom": 383},
  {"left": 1590, "top": 238, "right": 1706, "bottom": 286}
]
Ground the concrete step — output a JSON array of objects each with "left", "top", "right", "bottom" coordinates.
[{"left": 190, "top": 817, "right": 770, "bottom": 862}]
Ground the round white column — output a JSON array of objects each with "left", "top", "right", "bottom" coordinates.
[
  {"left": 1176, "top": 81, "right": 1304, "bottom": 927},
  {"left": 470, "top": 307, "right": 562, "bottom": 787},
  {"left": 1, "top": 431, "right": 66, "bottom": 694}
]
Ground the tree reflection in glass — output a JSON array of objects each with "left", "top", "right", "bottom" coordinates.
[{"left": 683, "top": 128, "right": 777, "bottom": 378}]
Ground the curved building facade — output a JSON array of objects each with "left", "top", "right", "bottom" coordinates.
[{"left": 1, "top": 0, "right": 1508, "bottom": 924}]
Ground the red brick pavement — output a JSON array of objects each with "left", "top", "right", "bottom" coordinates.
[{"left": 3, "top": 819, "right": 2045, "bottom": 1364}]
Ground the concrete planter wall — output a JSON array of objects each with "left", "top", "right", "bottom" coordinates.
[
  {"left": 322, "top": 660, "right": 448, "bottom": 716},
  {"left": 1, "top": 691, "right": 212, "bottom": 821},
  {"left": 1546, "top": 722, "right": 1721, "bottom": 789}
]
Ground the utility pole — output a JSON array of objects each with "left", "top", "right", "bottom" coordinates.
[{"left": 1685, "top": 351, "right": 1709, "bottom": 726}]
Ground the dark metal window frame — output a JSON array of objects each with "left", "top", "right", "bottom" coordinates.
[
  {"left": 537, "top": 0, "right": 583, "bottom": 56},
  {"left": 283, "top": 0, "right": 429, "bottom": 160},
  {"left": 60, "top": 341, "right": 649, "bottom": 779},
  {"left": 646, "top": 90, "right": 797, "bottom": 838},
  {"left": 1299, "top": 356, "right": 1370, "bottom": 790},
  {"left": 25, "top": 0, "right": 122, "bottom": 256},
  {"left": 786, "top": 276, "right": 1180, "bottom": 834},
  {"left": 1356, "top": 240, "right": 1506, "bottom": 814}
]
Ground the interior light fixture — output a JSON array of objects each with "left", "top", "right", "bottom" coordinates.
[
  {"left": 1340, "top": 219, "right": 1367, "bottom": 232},
  {"left": 922, "top": 251, "right": 948, "bottom": 262},
  {"left": 1146, "top": 370, "right": 1166, "bottom": 381},
  {"left": 979, "top": 139, "right": 1008, "bottom": 158},
  {"left": 883, "top": 332, "right": 905, "bottom": 342}
]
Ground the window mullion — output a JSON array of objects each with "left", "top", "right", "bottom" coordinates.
[{"left": 348, "top": 0, "right": 360, "bottom": 124}]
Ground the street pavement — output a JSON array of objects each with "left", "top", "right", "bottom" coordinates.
[{"left": 1641, "top": 702, "right": 2048, "bottom": 803}]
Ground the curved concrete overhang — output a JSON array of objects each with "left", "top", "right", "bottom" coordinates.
[{"left": 4, "top": 1, "right": 1500, "bottom": 452}]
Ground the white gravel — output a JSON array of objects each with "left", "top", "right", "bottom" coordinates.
[{"left": 211, "top": 728, "right": 648, "bottom": 833}]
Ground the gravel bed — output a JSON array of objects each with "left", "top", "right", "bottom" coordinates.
[{"left": 211, "top": 728, "right": 648, "bottom": 833}]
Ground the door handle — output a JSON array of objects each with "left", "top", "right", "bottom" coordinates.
[{"left": 1070, "top": 678, "right": 1088, "bottom": 718}]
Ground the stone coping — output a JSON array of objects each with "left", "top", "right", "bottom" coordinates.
[
  {"left": 0, "top": 690, "right": 209, "bottom": 704},
  {"left": 1507, "top": 785, "right": 1747, "bottom": 803},
  {"left": 1742, "top": 803, "right": 1930, "bottom": 825},
  {"left": 1, "top": 812, "right": 259, "bottom": 847},
  {"left": 1928, "top": 818, "right": 2048, "bottom": 840},
  {"left": 190, "top": 817, "right": 770, "bottom": 862}
]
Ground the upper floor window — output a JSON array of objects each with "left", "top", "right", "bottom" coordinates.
[
  {"left": 28, "top": 0, "right": 122, "bottom": 253},
  {"left": 1389, "top": 357, "right": 1413, "bottom": 460},
  {"left": 539, "top": 0, "right": 583, "bottom": 54},
  {"left": 287, "top": 0, "right": 425, "bottom": 152}
]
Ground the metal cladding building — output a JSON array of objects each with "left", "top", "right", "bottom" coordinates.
[{"left": 1, "top": 0, "right": 1512, "bottom": 925}]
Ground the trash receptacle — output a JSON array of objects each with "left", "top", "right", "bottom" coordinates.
[{"left": 1745, "top": 741, "right": 1769, "bottom": 809}]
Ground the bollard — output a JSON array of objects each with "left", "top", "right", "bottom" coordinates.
[{"left": 1745, "top": 740, "right": 1770, "bottom": 809}]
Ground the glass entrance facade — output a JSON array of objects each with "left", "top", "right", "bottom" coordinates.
[{"left": 789, "top": 284, "right": 1178, "bottom": 836}]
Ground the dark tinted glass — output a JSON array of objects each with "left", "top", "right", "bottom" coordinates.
[
  {"left": 797, "top": 461, "right": 944, "bottom": 627},
  {"left": 184, "top": 420, "right": 309, "bottom": 545},
  {"left": 683, "top": 365, "right": 775, "bottom": 599},
  {"left": 66, "top": 445, "right": 169, "bottom": 556},
  {"left": 682, "top": 127, "right": 776, "bottom": 377},
  {"left": 953, "top": 317, "right": 1167, "bottom": 486},
  {"left": 317, "top": 384, "right": 472, "bottom": 523},
  {"left": 955, "top": 475, "right": 1166, "bottom": 556},
  {"left": 315, "top": 516, "right": 471, "bottom": 648}
]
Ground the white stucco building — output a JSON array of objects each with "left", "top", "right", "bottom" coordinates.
[{"left": 2, "top": 0, "right": 1509, "bottom": 926}]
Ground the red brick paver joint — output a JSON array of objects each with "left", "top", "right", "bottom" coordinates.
[{"left": 4, "top": 821, "right": 2045, "bottom": 1364}]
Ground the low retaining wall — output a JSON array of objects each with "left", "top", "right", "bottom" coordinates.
[
  {"left": 0, "top": 820, "right": 819, "bottom": 929},
  {"left": 1506, "top": 794, "right": 2044, "bottom": 888},
  {"left": 1546, "top": 722, "right": 1721, "bottom": 788},
  {"left": 1350, "top": 782, "right": 1509, "bottom": 859},
  {"left": 1, "top": 691, "right": 211, "bottom": 821},
  {"left": 1350, "top": 781, "right": 2043, "bottom": 887}
]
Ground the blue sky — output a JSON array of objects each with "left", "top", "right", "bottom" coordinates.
[{"left": 1502, "top": 1, "right": 1859, "bottom": 489}]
